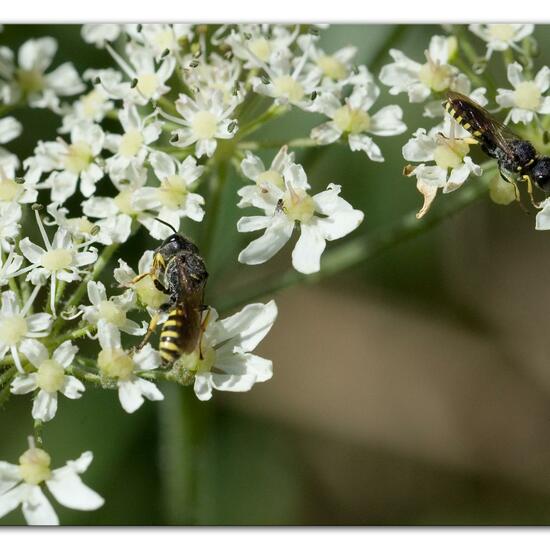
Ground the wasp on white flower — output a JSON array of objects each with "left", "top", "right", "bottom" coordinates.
[
  {"left": 162, "top": 89, "right": 240, "bottom": 158},
  {"left": 131, "top": 151, "right": 205, "bottom": 240},
  {"left": 0, "top": 37, "right": 84, "bottom": 109},
  {"left": 0, "top": 439, "right": 103, "bottom": 525},
  {"left": 177, "top": 301, "right": 277, "bottom": 401},
  {"left": 402, "top": 117, "right": 483, "bottom": 218},
  {"left": 468, "top": 24, "right": 534, "bottom": 61},
  {"left": 80, "top": 281, "right": 145, "bottom": 336},
  {"left": 100, "top": 41, "right": 176, "bottom": 105},
  {"left": 17, "top": 210, "right": 97, "bottom": 315},
  {"left": 238, "top": 162, "right": 364, "bottom": 274},
  {"left": 496, "top": 62, "right": 550, "bottom": 125},
  {"left": 0, "top": 287, "right": 52, "bottom": 374},
  {"left": 311, "top": 83, "right": 406, "bottom": 161},
  {"left": 96, "top": 320, "right": 164, "bottom": 414},
  {"left": 10, "top": 340, "right": 84, "bottom": 422}
]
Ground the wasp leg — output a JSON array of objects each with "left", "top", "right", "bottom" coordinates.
[
  {"left": 198, "top": 308, "right": 211, "bottom": 361},
  {"left": 499, "top": 171, "right": 521, "bottom": 202},
  {"left": 137, "top": 312, "right": 161, "bottom": 350},
  {"left": 463, "top": 137, "right": 479, "bottom": 145},
  {"left": 521, "top": 174, "right": 540, "bottom": 208}
]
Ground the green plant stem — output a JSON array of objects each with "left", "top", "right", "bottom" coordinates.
[
  {"left": 236, "top": 104, "right": 288, "bottom": 140},
  {"left": 202, "top": 160, "right": 228, "bottom": 263},
  {"left": 34, "top": 420, "right": 44, "bottom": 448},
  {"left": 216, "top": 171, "right": 494, "bottom": 313}
]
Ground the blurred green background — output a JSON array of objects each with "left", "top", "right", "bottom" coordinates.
[{"left": 3, "top": 24, "right": 550, "bottom": 525}]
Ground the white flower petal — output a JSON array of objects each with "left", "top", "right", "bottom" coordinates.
[
  {"left": 193, "top": 373, "right": 213, "bottom": 401},
  {"left": 26, "top": 313, "right": 53, "bottom": 334},
  {"left": 46, "top": 470, "right": 104, "bottom": 511},
  {"left": 0, "top": 483, "right": 26, "bottom": 520},
  {"left": 291, "top": 222, "right": 326, "bottom": 274},
  {"left": 61, "top": 375, "right": 85, "bottom": 399},
  {"left": 369, "top": 105, "right": 406, "bottom": 136},
  {"left": 10, "top": 373, "right": 38, "bottom": 394},
  {"left": 118, "top": 379, "right": 144, "bottom": 413},
  {"left": 134, "top": 378, "right": 164, "bottom": 401},
  {"left": 53, "top": 340, "right": 78, "bottom": 368},
  {"left": 133, "top": 344, "right": 160, "bottom": 371},
  {"left": 0, "top": 462, "right": 22, "bottom": 494},
  {"left": 32, "top": 390, "right": 58, "bottom": 422},
  {"left": 19, "top": 339, "right": 48, "bottom": 368}
]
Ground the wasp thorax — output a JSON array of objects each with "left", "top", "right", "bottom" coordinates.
[
  {"left": 19, "top": 448, "right": 52, "bottom": 485},
  {"left": 36, "top": 359, "right": 66, "bottom": 393},
  {"left": 98, "top": 348, "right": 135, "bottom": 381},
  {"left": 191, "top": 111, "right": 218, "bottom": 140},
  {"left": 272, "top": 75, "right": 305, "bottom": 103},
  {"left": 332, "top": 105, "right": 370, "bottom": 134},
  {"left": 317, "top": 55, "right": 347, "bottom": 80},
  {"left": 0, "top": 315, "right": 27, "bottom": 346},
  {"left": 433, "top": 139, "right": 469, "bottom": 169},
  {"left": 514, "top": 81, "right": 541, "bottom": 111},
  {"left": 283, "top": 188, "right": 315, "bottom": 223}
]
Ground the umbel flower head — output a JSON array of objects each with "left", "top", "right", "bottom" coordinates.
[{"left": 0, "top": 438, "right": 103, "bottom": 525}]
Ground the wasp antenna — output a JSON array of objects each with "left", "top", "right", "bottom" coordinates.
[{"left": 155, "top": 218, "right": 178, "bottom": 233}]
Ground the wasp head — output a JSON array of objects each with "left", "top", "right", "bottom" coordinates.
[
  {"left": 531, "top": 157, "right": 550, "bottom": 192},
  {"left": 159, "top": 233, "right": 199, "bottom": 260}
]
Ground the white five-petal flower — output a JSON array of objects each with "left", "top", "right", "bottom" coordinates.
[
  {"left": 469, "top": 24, "right": 534, "bottom": 61},
  {"left": 0, "top": 442, "right": 103, "bottom": 525},
  {"left": 11, "top": 340, "right": 84, "bottom": 422}
]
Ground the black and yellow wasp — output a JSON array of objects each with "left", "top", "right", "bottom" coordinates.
[
  {"left": 129, "top": 219, "right": 209, "bottom": 364},
  {"left": 444, "top": 91, "right": 550, "bottom": 206}
]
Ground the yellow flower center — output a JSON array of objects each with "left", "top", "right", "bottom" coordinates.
[
  {"left": 36, "top": 359, "right": 66, "bottom": 393},
  {"left": 98, "top": 348, "right": 135, "bottom": 381},
  {"left": 514, "top": 81, "right": 541, "bottom": 111},
  {"left": 81, "top": 89, "right": 105, "bottom": 119},
  {"left": 283, "top": 188, "right": 315, "bottom": 223},
  {"left": 113, "top": 189, "right": 136, "bottom": 215},
  {"left": 68, "top": 216, "right": 94, "bottom": 235},
  {"left": 135, "top": 277, "right": 168, "bottom": 309},
  {"left": 418, "top": 62, "right": 453, "bottom": 92},
  {"left": 272, "top": 75, "right": 305, "bottom": 103},
  {"left": 158, "top": 175, "right": 188, "bottom": 208},
  {"left": 0, "top": 178, "right": 22, "bottom": 202},
  {"left": 16, "top": 68, "right": 44, "bottom": 94},
  {"left": 433, "top": 139, "right": 470, "bottom": 169},
  {"left": 18, "top": 448, "right": 52, "bottom": 485},
  {"left": 98, "top": 300, "right": 126, "bottom": 327},
  {"left": 317, "top": 55, "right": 347, "bottom": 80},
  {"left": 256, "top": 169, "right": 284, "bottom": 190},
  {"left": 488, "top": 24, "right": 515, "bottom": 42},
  {"left": 332, "top": 105, "right": 371, "bottom": 134},
  {"left": 0, "top": 314, "right": 27, "bottom": 346},
  {"left": 41, "top": 248, "right": 73, "bottom": 271},
  {"left": 63, "top": 141, "right": 93, "bottom": 174},
  {"left": 176, "top": 345, "right": 217, "bottom": 374},
  {"left": 191, "top": 111, "right": 218, "bottom": 140},
  {"left": 118, "top": 129, "right": 143, "bottom": 158},
  {"left": 249, "top": 38, "right": 272, "bottom": 62},
  {"left": 136, "top": 73, "right": 159, "bottom": 99}
]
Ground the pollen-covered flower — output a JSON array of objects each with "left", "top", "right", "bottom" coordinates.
[
  {"left": 0, "top": 440, "right": 103, "bottom": 525},
  {"left": 469, "top": 24, "right": 534, "bottom": 61},
  {"left": 132, "top": 151, "right": 205, "bottom": 240},
  {"left": 402, "top": 122, "right": 482, "bottom": 218},
  {"left": 238, "top": 162, "right": 364, "bottom": 274},
  {"left": 311, "top": 83, "right": 406, "bottom": 161},
  {"left": 113, "top": 250, "right": 168, "bottom": 314},
  {"left": 10, "top": 340, "right": 84, "bottom": 422},
  {"left": 379, "top": 35, "right": 463, "bottom": 103},
  {"left": 0, "top": 37, "right": 84, "bottom": 109},
  {"left": 496, "top": 62, "right": 550, "bottom": 125},
  {"left": 175, "top": 301, "right": 277, "bottom": 401},
  {"left": 18, "top": 212, "right": 97, "bottom": 315},
  {"left": 96, "top": 321, "right": 163, "bottom": 414},
  {"left": 162, "top": 89, "right": 240, "bottom": 158},
  {"left": 80, "top": 281, "right": 145, "bottom": 336},
  {"left": 0, "top": 288, "right": 52, "bottom": 374}
]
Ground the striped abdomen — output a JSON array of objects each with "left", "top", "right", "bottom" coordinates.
[
  {"left": 444, "top": 98, "right": 484, "bottom": 138},
  {"left": 159, "top": 304, "right": 202, "bottom": 364}
]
